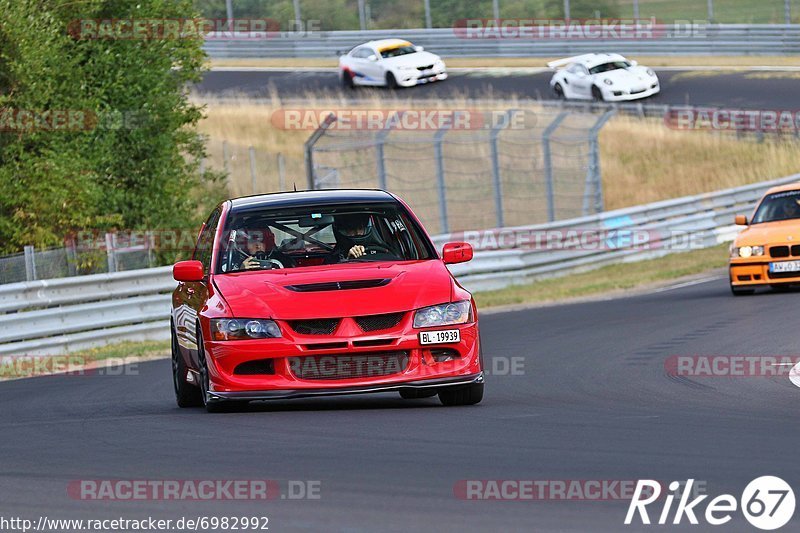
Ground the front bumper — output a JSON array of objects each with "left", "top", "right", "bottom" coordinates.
[
  {"left": 602, "top": 82, "right": 660, "bottom": 102},
  {"left": 730, "top": 258, "right": 800, "bottom": 286},
  {"left": 397, "top": 70, "right": 448, "bottom": 87},
  {"left": 203, "top": 318, "right": 482, "bottom": 395},
  {"left": 209, "top": 372, "right": 484, "bottom": 401}
]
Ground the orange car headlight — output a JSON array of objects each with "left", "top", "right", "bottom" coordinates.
[{"left": 732, "top": 245, "right": 764, "bottom": 258}]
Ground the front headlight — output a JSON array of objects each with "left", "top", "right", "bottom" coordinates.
[
  {"left": 646, "top": 68, "right": 655, "bottom": 77},
  {"left": 399, "top": 65, "right": 416, "bottom": 71},
  {"left": 732, "top": 245, "right": 764, "bottom": 258},
  {"left": 603, "top": 78, "right": 613, "bottom": 85},
  {"left": 210, "top": 318, "right": 281, "bottom": 340},
  {"left": 413, "top": 300, "right": 472, "bottom": 328}
]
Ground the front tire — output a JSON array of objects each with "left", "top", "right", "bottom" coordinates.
[
  {"left": 730, "top": 284, "right": 755, "bottom": 296},
  {"left": 438, "top": 383, "right": 483, "bottom": 406},
  {"left": 385, "top": 72, "right": 398, "bottom": 90},
  {"left": 172, "top": 322, "right": 203, "bottom": 408},
  {"left": 196, "top": 322, "right": 247, "bottom": 413},
  {"left": 592, "top": 85, "right": 605, "bottom": 102},
  {"left": 554, "top": 82, "right": 565, "bottom": 99}
]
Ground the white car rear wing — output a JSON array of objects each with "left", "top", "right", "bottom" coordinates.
[{"left": 546, "top": 54, "right": 596, "bottom": 70}]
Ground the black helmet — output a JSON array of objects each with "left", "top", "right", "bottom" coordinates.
[{"left": 333, "top": 213, "right": 373, "bottom": 243}]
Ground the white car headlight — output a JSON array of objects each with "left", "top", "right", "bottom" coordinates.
[
  {"left": 399, "top": 65, "right": 416, "bottom": 71},
  {"left": 603, "top": 78, "right": 613, "bottom": 85},
  {"left": 732, "top": 245, "right": 764, "bottom": 258},
  {"left": 413, "top": 301, "right": 472, "bottom": 328},
  {"left": 646, "top": 68, "right": 655, "bottom": 77}
]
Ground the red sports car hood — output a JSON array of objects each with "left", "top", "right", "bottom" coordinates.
[{"left": 213, "top": 260, "right": 454, "bottom": 320}]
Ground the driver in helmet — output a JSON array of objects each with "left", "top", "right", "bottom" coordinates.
[
  {"left": 780, "top": 197, "right": 800, "bottom": 220},
  {"left": 232, "top": 226, "right": 293, "bottom": 270},
  {"left": 327, "top": 213, "right": 386, "bottom": 263}
]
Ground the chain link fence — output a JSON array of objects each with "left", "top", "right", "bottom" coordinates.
[{"left": 304, "top": 108, "right": 614, "bottom": 234}]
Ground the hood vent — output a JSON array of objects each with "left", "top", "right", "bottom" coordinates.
[{"left": 285, "top": 279, "right": 391, "bottom": 292}]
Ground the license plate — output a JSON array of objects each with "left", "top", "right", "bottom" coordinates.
[
  {"left": 770, "top": 261, "right": 800, "bottom": 273},
  {"left": 419, "top": 329, "right": 460, "bottom": 345}
]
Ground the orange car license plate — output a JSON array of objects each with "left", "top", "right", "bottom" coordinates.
[{"left": 770, "top": 261, "right": 800, "bottom": 273}]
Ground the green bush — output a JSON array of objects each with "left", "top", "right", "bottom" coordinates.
[{"left": 0, "top": 0, "right": 225, "bottom": 256}]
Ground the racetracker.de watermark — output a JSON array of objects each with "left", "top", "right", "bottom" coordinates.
[
  {"left": 665, "top": 108, "right": 800, "bottom": 133},
  {"left": 0, "top": 355, "right": 139, "bottom": 379},
  {"left": 270, "top": 109, "right": 535, "bottom": 131},
  {"left": 68, "top": 18, "right": 283, "bottom": 40},
  {"left": 68, "top": 480, "right": 321, "bottom": 500},
  {"left": 454, "top": 480, "right": 706, "bottom": 501},
  {"left": 665, "top": 355, "right": 800, "bottom": 377},
  {"left": 0, "top": 108, "right": 148, "bottom": 132},
  {"left": 452, "top": 18, "right": 708, "bottom": 39},
  {"left": 451, "top": 228, "right": 707, "bottom": 252}
]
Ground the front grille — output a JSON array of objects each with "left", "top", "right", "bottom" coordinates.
[
  {"left": 417, "top": 64, "right": 434, "bottom": 71},
  {"left": 233, "top": 359, "right": 275, "bottom": 375},
  {"left": 286, "top": 279, "right": 390, "bottom": 292},
  {"left": 768, "top": 271, "right": 800, "bottom": 279},
  {"left": 289, "top": 318, "right": 340, "bottom": 335},
  {"left": 771, "top": 246, "right": 790, "bottom": 258},
  {"left": 354, "top": 312, "right": 405, "bottom": 332},
  {"left": 288, "top": 351, "right": 409, "bottom": 381}
]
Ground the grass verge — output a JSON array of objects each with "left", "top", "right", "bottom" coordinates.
[{"left": 474, "top": 244, "right": 729, "bottom": 308}]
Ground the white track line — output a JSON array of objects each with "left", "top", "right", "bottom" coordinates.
[{"left": 651, "top": 275, "right": 724, "bottom": 293}]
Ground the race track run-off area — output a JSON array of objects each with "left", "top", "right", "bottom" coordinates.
[{"left": 1, "top": 277, "right": 799, "bottom": 531}]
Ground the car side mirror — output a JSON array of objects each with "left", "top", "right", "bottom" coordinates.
[
  {"left": 367, "top": 54, "right": 378, "bottom": 61},
  {"left": 734, "top": 215, "right": 749, "bottom": 226},
  {"left": 414, "top": 45, "right": 424, "bottom": 52},
  {"left": 442, "top": 242, "right": 473, "bottom": 264},
  {"left": 173, "top": 260, "right": 204, "bottom": 282}
]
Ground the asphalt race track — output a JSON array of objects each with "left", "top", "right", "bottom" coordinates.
[
  {"left": 2, "top": 276, "right": 800, "bottom": 531},
  {"left": 197, "top": 69, "right": 800, "bottom": 109}
]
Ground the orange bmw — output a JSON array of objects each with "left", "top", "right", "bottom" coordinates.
[{"left": 730, "top": 183, "right": 800, "bottom": 295}]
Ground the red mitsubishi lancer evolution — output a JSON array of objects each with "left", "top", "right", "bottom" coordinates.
[{"left": 170, "top": 189, "right": 484, "bottom": 412}]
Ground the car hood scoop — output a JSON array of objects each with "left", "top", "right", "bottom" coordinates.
[
  {"left": 214, "top": 261, "right": 453, "bottom": 320},
  {"left": 285, "top": 279, "right": 391, "bottom": 292}
]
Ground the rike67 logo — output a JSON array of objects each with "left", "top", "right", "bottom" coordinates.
[{"left": 626, "top": 477, "right": 795, "bottom": 530}]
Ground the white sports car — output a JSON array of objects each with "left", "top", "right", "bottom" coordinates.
[
  {"left": 547, "top": 53, "right": 660, "bottom": 102},
  {"left": 338, "top": 38, "right": 447, "bottom": 89}
]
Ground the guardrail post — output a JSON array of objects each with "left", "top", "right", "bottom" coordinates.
[
  {"left": 105, "top": 233, "right": 117, "bottom": 273},
  {"left": 304, "top": 113, "right": 337, "bottom": 190},
  {"left": 542, "top": 112, "right": 568, "bottom": 222},
  {"left": 434, "top": 125, "right": 451, "bottom": 234},
  {"left": 248, "top": 146, "right": 257, "bottom": 194},
  {"left": 23, "top": 245, "right": 36, "bottom": 281},
  {"left": 490, "top": 110, "right": 514, "bottom": 228}
]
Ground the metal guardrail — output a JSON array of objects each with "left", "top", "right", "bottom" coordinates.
[
  {"left": 3, "top": 173, "right": 800, "bottom": 356},
  {"left": 203, "top": 25, "right": 800, "bottom": 58}
]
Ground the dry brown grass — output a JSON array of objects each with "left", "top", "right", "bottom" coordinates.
[
  {"left": 600, "top": 116, "right": 800, "bottom": 209},
  {"left": 196, "top": 94, "right": 800, "bottom": 208}
]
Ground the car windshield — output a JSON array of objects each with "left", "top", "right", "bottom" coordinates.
[
  {"left": 751, "top": 190, "right": 800, "bottom": 224},
  {"left": 589, "top": 61, "right": 631, "bottom": 74},
  {"left": 380, "top": 45, "right": 417, "bottom": 59},
  {"left": 216, "top": 202, "right": 434, "bottom": 274}
]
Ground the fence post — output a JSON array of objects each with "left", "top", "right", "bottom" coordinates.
[
  {"left": 375, "top": 111, "right": 402, "bottom": 191},
  {"left": 248, "top": 146, "right": 258, "bottom": 194},
  {"left": 583, "top": 109, "right": 615, "bottom": 215},
  {"left": 66, "top": 238, "right": 78, "bottom": 276},
  {"left": 304, "top": 113, "right": 338, "bottom": 190},
  {"left": 434, "top": 125, "right": 451, "bottom": 234},
  {"left": 105, "top": 232, "right": 117, "bottom": 273},
  {"left": 277, "top": 152, "right": 286, "bottom": 191},
  {"left": 23, "top": 245, "right": 36, "bottom": 281},
  {"left": 222, "top": 140, "right": 230, "bottom": 175},
  {"left": 707, "top": 0, "right": 714, "bottom": 22},
  {"left": 542, "top": 112, "right": 568, "bottom": 223},
  {"left": 424, "top": 0, "right": 432, "bottom": 28},
  {"left": 490, "top": 110, "right": 514, "bottom": 228}
]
